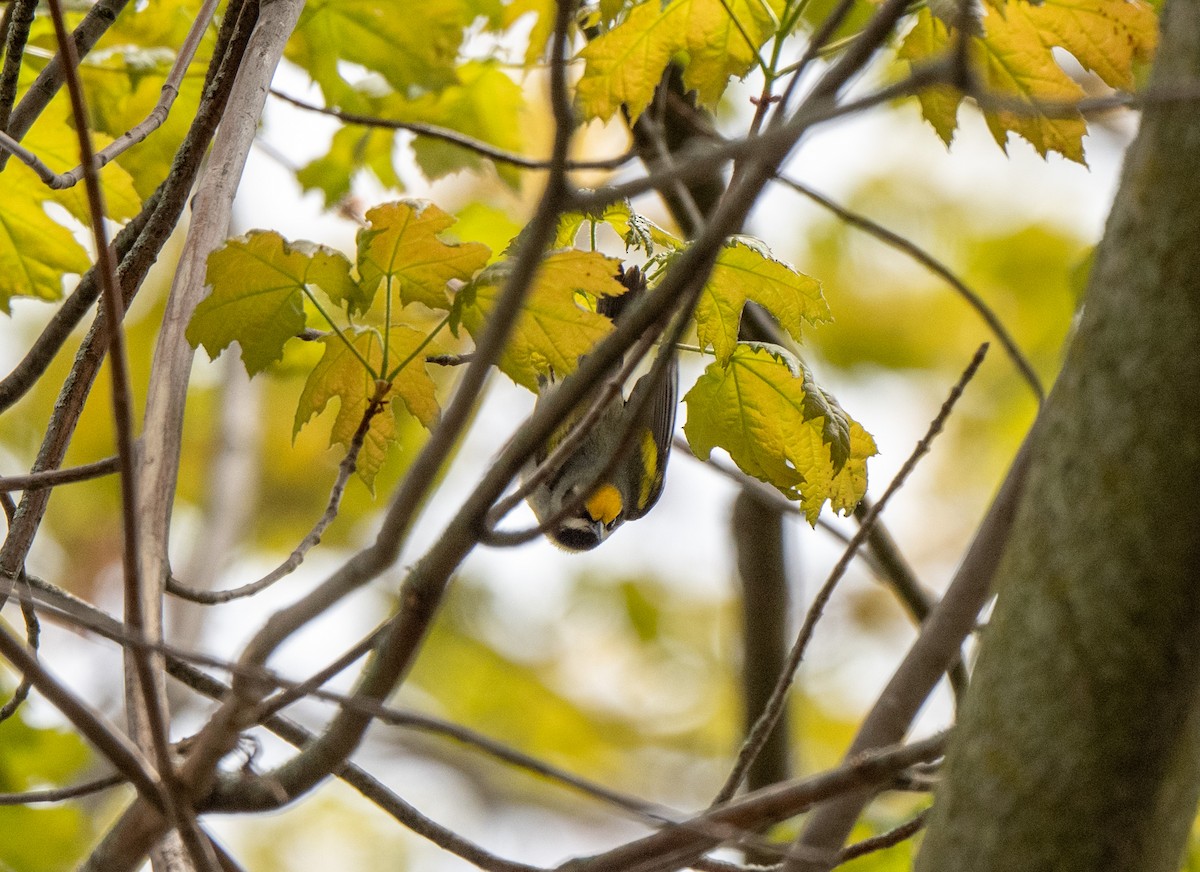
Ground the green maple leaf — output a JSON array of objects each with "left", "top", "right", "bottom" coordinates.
[
  {"left": 683, "top": 343, "right": 876, "bottom": 523},
  {"left": 577, "top": 0, "right": 785, "bottom": 122},
  {"left": 286, "top": 0, "right": 471, "bottom": 101},
  {"left": 553, "top": 203, "right": 683, "bottom": 254},
  {"left": 453, "top": 249, "right": 628, "bottom": 391},
  {"left": 357, "top": 200, "right": 491, "bottom": 313},
  {"left": 296, "top": 125, "right": 403, "bottom": 208},
  {"left": 0, "top": 172, "right": 91, "bottom": 313},
  {"left": 696, "top": 237, "right": 829, "bottom": 366},
  {"left": 187, "top": 231, "right": 359, "bottom": 374},
  {"left": 294, "top": 327, "right": 441, "bottom": 486}
]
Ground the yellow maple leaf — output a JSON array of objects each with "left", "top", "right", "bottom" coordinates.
[
  {"left": 1025, "top": 0, "right": 1157, "bottom": 91},
  {"left": 454, "top": 250, "right": 628, "bottom": 391},
  {"left": 357, "top": 200, "right": 491, "bottom": 313},
  {"left": 976, "top": 1, "right": 1088, "bottom": 162},
  {"left": 695, "top": 238, "right": 829, "bottom": 366},
  {"left": 902, "top": 2, "right": 1099, "bottom": 162},
  {"left": 898, "top": 9, "right": 964, "bottom": 146},
  {"left": 293, "top": 327, "right": 440, "bottom": 486},
  {"left": 577, "top": 0, "right": 784, "bottom": 122}
]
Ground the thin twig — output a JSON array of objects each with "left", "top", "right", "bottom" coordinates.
[
  {"left": 166, "top": 382, "right": 388, "bottom": 604},
  {"left": 0, "top": 456, "right": 121, "bottom": 492},
  {"left": 0, "top": 773, "right": 127, "bottom": 806},
  {"left": 778, "top": 176, "right": 1044, "bottom": 403},
  {"left": 269, "top": 88, "right": 636, "bottom": 172},
  {"left": 713, "top": 344, "right": 989, "bottom": 804},
  {"left": 834, "top": 808, "right": 929, "bottom": 865},
  {"left": 853, "top": 498, "right": 969, "bottom": 709},
  {"left": 0, "top": 575, "right": 39, "bottom": 724},
  {"left": 253, "top": 629, "right": 382, "bottom": 720}
]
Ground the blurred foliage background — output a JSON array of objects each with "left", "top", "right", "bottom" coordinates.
[{"left": 0, "top": 0, "right": 1133, "bottom": 867}]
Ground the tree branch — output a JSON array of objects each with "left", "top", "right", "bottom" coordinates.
[{"left": 777, "top": 176, "right": 1044, "bottom": 403}]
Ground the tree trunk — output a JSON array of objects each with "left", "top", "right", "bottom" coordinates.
[{"left": 915, "top": 1, "right": 1200, "bottom": 869}]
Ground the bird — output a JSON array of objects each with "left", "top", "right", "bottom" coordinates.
[{"left": 523, "top": 265, "right": 678, "bottom": 551}]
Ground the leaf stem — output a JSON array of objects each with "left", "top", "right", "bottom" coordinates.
[
  {"left": 383, "top": 274, "right": 394, "bottom": 374},
  {"left": 717, "top": 0, "right": 771, "bottom": 75},
  {"left": 301, "top": 288, "right": 378, "bottom": 378},
  {"left": 384, "top": 313, "right": 451, "bottom": 382}
]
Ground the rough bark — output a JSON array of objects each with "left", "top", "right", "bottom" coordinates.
[{"left": 915, "top": 1, "right": 1200, "bottom": 868}]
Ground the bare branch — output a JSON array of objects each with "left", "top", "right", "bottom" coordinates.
[
  {"left": 0, "top": 456, "right": 121, "bottom": 492},
  {"left": 833, "top": 807, "right": 929, "bottom": 865},
  {"left": 777, "top": 176, "right": 1044, "bottom": 403},
  {"left": 167, "top": 381, "right": 388, "bottom": 604},
  {"left": 0, "top": 773, "right": 126, "bottom": 806},
  {"left": 269, "top": 88, "right": 636, "bottom": 172}
]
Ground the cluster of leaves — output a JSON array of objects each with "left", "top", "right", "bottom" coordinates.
[
  {"left": 0, "top": 0, "right": 211, "bottom": 313},
  {"left": 1, "top": 0, "right": 1159, "bottom": 314},
  {"left": 187, "top": 199, "right": 874, "bottom": 520}
]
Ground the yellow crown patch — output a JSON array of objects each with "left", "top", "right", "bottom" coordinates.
[{"left": 584, "top": 483, "right": 623, "bottom": 525}]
